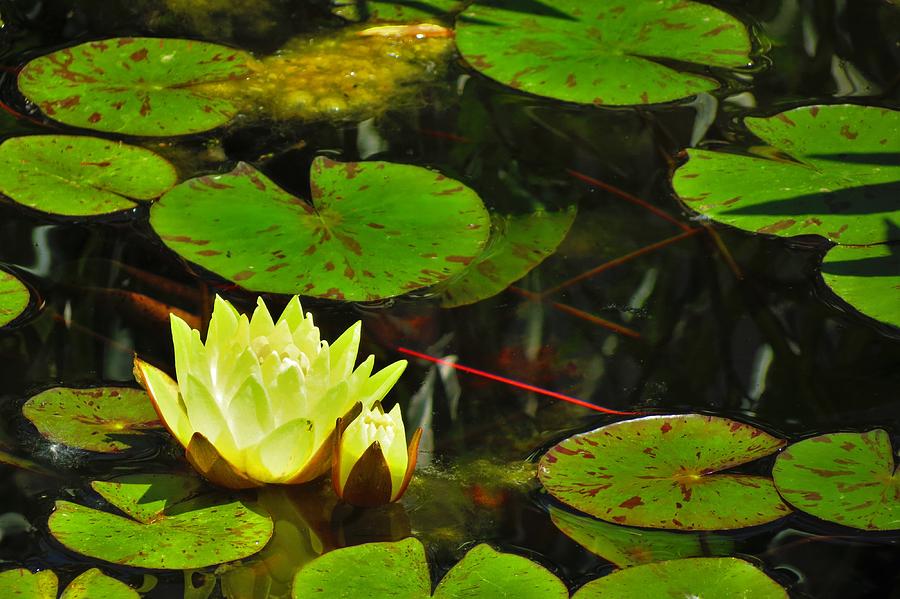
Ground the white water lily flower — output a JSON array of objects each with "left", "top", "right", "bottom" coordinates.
[
  {"left": 332, "top": 402, "right": 421, "bottom": 506},
  {"left": 134, "top": 295, "right": 407, "bottom": 488}
]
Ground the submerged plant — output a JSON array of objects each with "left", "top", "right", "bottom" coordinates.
[
  {"left": 333, "top": 402, "right": 422, "bottom": 506},
  {"left": 134, "top": 295, "right": 411, "bottom": 490}
]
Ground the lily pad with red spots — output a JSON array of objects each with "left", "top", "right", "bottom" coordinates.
[
  {"left": 23, "top": 386, "right": 162, "bottom": 453},
  {"left": 673, "top": 104, "right": 900, "bottom": 245},
  {"left": 821, "top": 243, "right": 900, "bottom": 329},
  {"left": 0, "top": 135, "right": 177, "bottom": 216},
  {"left": 150, "top": 157, "right": 490, "bottom": 300},
  {"left": 0, "top": 271, "right": 29, "bottom": 327},
  {"left": 439, "top": 207, "right": 576, "bottom": 307},
  {"left": 548, "top": 504, "right": 733, "bottom": 568},
  {"left": 773, "top": 430, "right": 900, "bottom": 530},
  {"left": 455, "top": 0, "right": 750, "bottom": 106},
  {"left": 571, "top": 557, "right": 788, "bottom": 599},
  {"left": 0, "top": 569, "right": 57, "bottom": 598},
  {"left": 59, "top": 569, "right": 139, "bottom": 599},
  {"left": 538, "top": 415, "right": 791, "bottom": 530},
  {"left": 49, "top": 473, "right": 273, "bottom": 569},
  {"left": 18, "top": 38, "right": 254, "bottom": 136}
]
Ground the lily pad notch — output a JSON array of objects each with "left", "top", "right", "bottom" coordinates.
[{"left": 150, "top": 157, "right": 491, "bottom": 300}]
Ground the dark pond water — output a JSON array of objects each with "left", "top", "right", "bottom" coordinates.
[{"left": 0, "top": 0, "right": 898, "bottom": 597}]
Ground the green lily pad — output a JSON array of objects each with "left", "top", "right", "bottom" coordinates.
[
  {"left": 334, "top": 0, "right": 461, "bottom": 22},
  {"left": 23, "top": 386, "right": 162, "bottom": 453},
  {"left": 0, "top": 271, "right": 29, "bottom": 327},
  {"left": 292, "top": 537, "right": 430, "bottom": 599},
  {"left": 49, "top": 473, "right": 273, "bottom": 569},
  {"left": 821, "top": 243, "right": 900, "bottom": 328},
  {"left": 18, "top": 38, "right": 254, "bottom": 136},
  {"left": 0, "top": 569, "right": 57, "bottom": 598},
  {"left": 571, "top": 557, "right": 787, "bottom": 599},
  {"left": 440, "top": 207, "right": 576, "bottom": 307},
  {"left": 432, "top": 544, "right": 568, "bottom": 599},
  {"left": 292, "top": 537, "right": 570, "bottom": 599},
  {"left": 538, "top": 415, "right": 791, "bottom": 530},
  {"left": 773, "top": 430, "right": 900, "bottom": 530},
  {"left": 59, "top": 569, "right": 138, "bottom": 599},
  {"left": 0, "top": 135, "right": 177, "bottom": 216},
  {"left": 455, "top": 0, "right": 750, "bottom": 106},
  {"left": 673, "top": 105, "right": 900, "bottom": 245},
  {"left": 150, "top": 158, "right": 490, "bottom": 300},
  {"left": 548, "top": 505, "right": 733, "bottom": 568}
]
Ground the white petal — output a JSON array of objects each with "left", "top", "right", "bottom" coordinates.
[
  {"left": 225, "top": 373, "right": 273, "bottom": 448},
  {"left": 249, "top": 296, "right": 275, "bottom": 340},
  {"left": 135, "top": 359, "right": 193, "bottom": 448},
  {"left": 249, "top": 418, "right": 317, "bottom": 482},
  {"left": 329, "top": 321, "right": 361, "bottom": 385},
  {"left": 359, "top": 360, "right": 407, "bottom": 409},
  {"left": 383, "top": 404, "right": 409, "bottom": 497}
]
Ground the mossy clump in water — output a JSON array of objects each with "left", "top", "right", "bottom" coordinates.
[{"left": 195, "top": 25, "right": 454, "bottom": 122}]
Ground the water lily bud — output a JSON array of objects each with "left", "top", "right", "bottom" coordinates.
[
  {"left": 134, "top": 295, "right": 407, "bottom": 489},
  {"left": 332, "top": 402, "right": 422, "bottom": 507}
]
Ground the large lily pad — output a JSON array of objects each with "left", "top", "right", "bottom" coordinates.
[
  {"left": 150, "top": 158, "right": 490, "bottom": 300},
  {"left": 440, "top": 207, "right": 576, "bottom": 307},
  {"left": 49, "top": 473, "right": 273, "bottom": 569},
  {"left": 0, "top": 135, "right": 177, "bottom": 216},
  {"left": 673, "top": 105, "right": 900, "bottom": 245},
  {"left": 773, "top": 430, "right": 900, "bottom": 530},
  {"left": 571, "top": 557, "right": 788, "bottom": 598},
  {"left": 18, "top": 38, "right": 254, "bottom": 136},
  {"left": 291, "top": 538, "right": 569, "bottom": 598},
  {"left": 23, "top": 386, "right": 162, "bottom": 453},
  {"left": 432, "top": 544, "right": 568, "bottom": 599},
  {"left": 538, "top": 415, "right": 791, "bottom": 530},
  {"left": 821, "top": 243, "right": 900, "bottom": 328},
  {"left": 548, "top": 505, "right": 733, "bottom": 568},
  {"left": 59, "top": 569, "right": 139, "bottom": 599},
  {"left": 292, "top": 537, "right": 430, "bottom": 598},
  {"left": 455, "top": 0, "right": 750, "bottom": 106},
  {"left": 0, "top": 271, "right": 29, "bottom": 327},
  {"left": 0, "top": 569, "right": 57, "bottom": 598}
]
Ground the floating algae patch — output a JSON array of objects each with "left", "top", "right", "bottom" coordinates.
[{"left": 194, "top": 26, "right": 454, "bottom": 122}]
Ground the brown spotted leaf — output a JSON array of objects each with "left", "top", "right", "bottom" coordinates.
[
  {"left": 49, "top": 473, "right": 273, "bottom": 569},
  {"left": 456, "top": 0, "right": 750, "bottom": 106},
  {"left": 538, "top": 414, "right": 791, "bottom": 530},
  {"left": 23, "top": 386, "right": 162, "bottom": 453},
  {"left": 18, "top": 38, "right": 254, "bottom": 136},
  {"left": 673, "top": 104, "right": 900, "bottom": 245},
  {"left": 773, "top": 430, "right": 900, "bottom": 530},
  {"left": 0, "top": 270, "right": 29, "bottom": 328},
  {"left": 150, "top": 158, "right": 490, "bottom": 301}
]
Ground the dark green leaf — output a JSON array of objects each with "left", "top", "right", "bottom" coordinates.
[{"left": 821, "top": 243, "right": 900, "bottom": 328}]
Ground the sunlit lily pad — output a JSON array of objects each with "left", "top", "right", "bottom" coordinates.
[
  {"left": 292, "top": 537, "right": 430, "bottom": 598},
  {"left": 548, "top": 505, "right": 733, "bottom": 568},
  {"left": 0, "top": 271, "right": 29, "bottom": 327},
  {"left": 571, "top": 557, "right": 787, "bottom": 598},
  {"left": 821, "top": 243, "right": 900, "bottom": 328},
  {"left": 539, "top": 415, "right": 791, "bottom": 530},
  {"left": 292, "top": 537, "right": 569, "bottom": 598},
  {"left": 59, "top": 569, "right": 138, "bottom": 599},
  {"left": 440, "top": 207, "right": 576, "bottom": 307},
  {"left": 673, "top": 105, "right": 900, "bottom": 245},
  {"left": 150, "top": 158, "right": 490, "bottom": 300},
  {"left": 432, "top": 544, "right": 568, "bottom": 599},
  {"left": 49, "top": 473, "right": 273, "bottom": 569},
  {"left": 0, "top": 135, "right": 177, "bottom": 216},
  {"left": 773, "top": 430, "right": 900, "bottom": 530},
  {"left": 18, "top": 38, "right": 254, "bottom": 136},
  {"left": 455, "top": 0, "right": 750, "bottom": 106},
  {"left": 23, "top": 386, "right": 162, "bottom": 453},
  {"left": 0, "top": 569, "right": 57, "bottom": 598}
]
